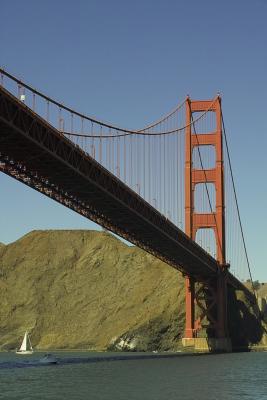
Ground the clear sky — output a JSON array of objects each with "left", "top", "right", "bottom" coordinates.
[{"left": 1, "top": 0, "right": 266, "bottom": 280}]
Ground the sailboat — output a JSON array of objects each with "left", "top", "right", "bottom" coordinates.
[{"left": 16, "top": 331, "right": 33, "bottom": 355}]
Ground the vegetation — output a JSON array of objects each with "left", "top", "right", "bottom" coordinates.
[
  {"left": 0, "top": 230, "right": 264, "bottom": 351},
  {"left": 0, "top": 230, "right": 184, "bottom": 351}
]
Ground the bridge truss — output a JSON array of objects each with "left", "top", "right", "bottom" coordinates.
[{"left": 0, "top": 69, "right": 256, "bottom": 349}]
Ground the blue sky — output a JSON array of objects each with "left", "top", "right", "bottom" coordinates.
[{"left": 1, "top": 0, "right": 267, "bottom": 280}]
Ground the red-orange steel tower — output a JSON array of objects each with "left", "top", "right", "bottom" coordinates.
[{"left": 184, "top": 96, "right": 228, "bottom": 340}]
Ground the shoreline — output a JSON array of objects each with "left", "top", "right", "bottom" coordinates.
[{"left": 1, "top": 345, "right": 267, "bottom": 354}]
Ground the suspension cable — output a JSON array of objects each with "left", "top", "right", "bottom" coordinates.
[
  {"left": 62, "top": 101, "right": 218, "bottom": 138},
  {"left": 0, "top": 67, "right": 184, "bottom": 134},
  {"left": 221, "top": 111, "right": 257, "bottom": 300},
  {"left": 0, "top": 67, "right": 217, "bottom": 137},
  {"left": 60, "top": 100, "right": 218, "bottom": 137},
  {"left": 139, "top": 99, "right": 186, "bottom": 131}
]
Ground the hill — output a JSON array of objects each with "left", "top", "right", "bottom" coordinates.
[
  {"left": 0, "top": 230, "right": 264, "bottom": 351},
  {"left": 0, "top": 230, "right": 184, "bottom": 351}
]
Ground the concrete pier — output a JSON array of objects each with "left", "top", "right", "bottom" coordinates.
[{"left": 182, "top": 337, "right": 232, "bottom": 353}]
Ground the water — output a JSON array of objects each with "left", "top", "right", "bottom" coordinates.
[{"left": 0, "top": 351, "right": 266, "bottom": 399}]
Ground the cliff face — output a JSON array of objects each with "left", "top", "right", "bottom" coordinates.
[{"left": 0, "top": 230, "right": 185, "bottom": 351}]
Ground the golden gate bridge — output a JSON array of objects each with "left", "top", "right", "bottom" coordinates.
[{"left": 0, "top": 68, "right": 257, "bottom": 351}]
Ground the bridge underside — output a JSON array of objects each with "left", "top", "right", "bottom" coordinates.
[{"left": 0, "top": 86, "right": 253, "bottom": 302}]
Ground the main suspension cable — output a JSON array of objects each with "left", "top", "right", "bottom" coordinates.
[
  {"left": 0, "top": 67, "right": 217, "bottom": 137},
  {"left": 221, "top": 111, "right": 256, "bottom": 300},
  {"left": 62, "top": 101, "right": 218, "bottom": 138}
]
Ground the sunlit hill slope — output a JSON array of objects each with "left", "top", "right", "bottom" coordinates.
[{"left": 0, "top": 230, "right": 185, "bottom": 351}]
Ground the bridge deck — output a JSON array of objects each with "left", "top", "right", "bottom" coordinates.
[{"left": 0, "top": 86, "right": 253, "bottom": 299}]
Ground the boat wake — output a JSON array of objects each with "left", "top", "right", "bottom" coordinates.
[{"left": 0, "top": 352, "right": 190, "bottom": 369}]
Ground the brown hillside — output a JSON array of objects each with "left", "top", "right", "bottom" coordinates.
[{"left": 0, "top": 230, "right": 185, "bottom": 351}]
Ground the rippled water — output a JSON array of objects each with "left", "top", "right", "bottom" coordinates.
[{"left": 0, "top": 351, "right": 266, "bottom": 399}]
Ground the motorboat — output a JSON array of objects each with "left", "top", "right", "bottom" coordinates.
[{"left": 38, "top": 354, "right": 58, "bottom": 365}]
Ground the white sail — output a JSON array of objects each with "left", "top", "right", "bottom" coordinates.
[
  {"left": 19, "top": 332, "right": 28, "bottom": 351},
  {"left": 16, "top": 331, "right": 33, "bottom": 354}
]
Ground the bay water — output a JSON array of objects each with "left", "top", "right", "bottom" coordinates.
[{"left": 0, "top": 351, "right": 266, "bottom": 399}]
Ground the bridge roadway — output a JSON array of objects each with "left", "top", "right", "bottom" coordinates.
[{"left": 0, "top": 85, "right": 252, "bottom": 298}]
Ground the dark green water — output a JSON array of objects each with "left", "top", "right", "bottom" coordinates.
[{"left": 0, "top": 351, "right": 266, "bottom": 399}]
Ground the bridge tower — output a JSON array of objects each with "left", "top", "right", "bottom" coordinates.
[{"left": 183, "top": 96, "right": 231, "bottom": 351}]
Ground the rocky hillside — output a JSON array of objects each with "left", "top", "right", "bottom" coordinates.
[
  {"left": 0, "top": 230, "right": 185, "bottom": 351},
  {"left": 0, "top": 230, "right": 264, "bottom": 351}
]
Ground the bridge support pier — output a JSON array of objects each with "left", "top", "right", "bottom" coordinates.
[
  {"left": 182, "top": 270, "right": 232, "bottom": 352},
  {"left": 182, "top": 337, "right": 232, "bottom": 352},
  {"left": 182, "top": 96, "right": 231, "bottom": 352}
]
